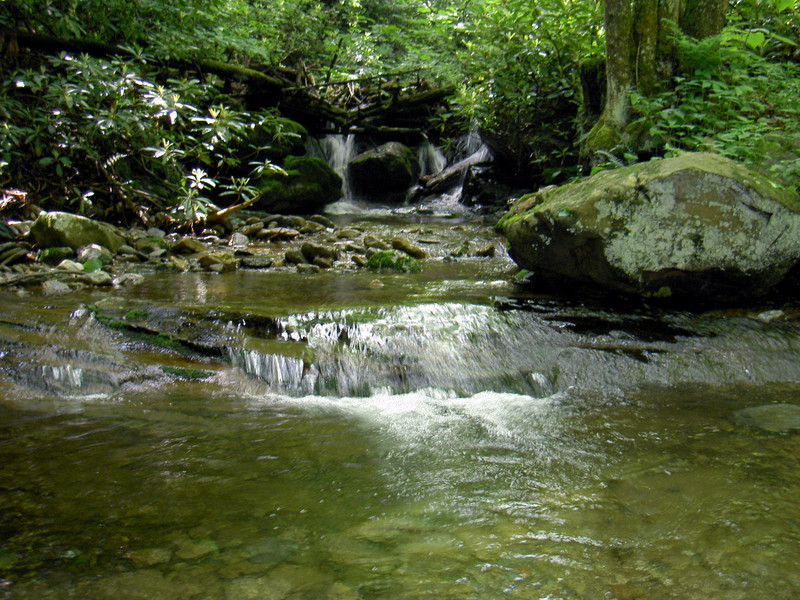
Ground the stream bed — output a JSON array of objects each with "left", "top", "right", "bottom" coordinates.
[{"left": 1, "top": 215, "right": 799, "bottom": 599}]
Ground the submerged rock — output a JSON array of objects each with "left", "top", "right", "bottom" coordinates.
[
  {"left": 733, "top": 403, "right": 800, "bottom": 433},
  {"left": 497, "top": 153, "right": 800, "bottom": 301},
  {"left": 30, "top": 211, "right": 125, "bottom": 252}
]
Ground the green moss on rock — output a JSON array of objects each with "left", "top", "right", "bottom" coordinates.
[{"left": 367, "top": 250, "right": 422, "bottom": 273}]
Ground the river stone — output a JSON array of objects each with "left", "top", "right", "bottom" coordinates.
[
  {"left": 301, "top": 241, "right": 340, "bottom": 263},
  {"left": 172, "top": 236, "right": 207, "bottom": 254},
  {"left": 30, "top": 211, "right": 125, "bottom": 252},
  {"left": 391, "top": 236, "right": 428, "bottom": 259},
  {"left": 733, "top": 403, "right": 800, "bottom": 432},
  {"left": 496, "top": 153, "right": 800, "bottom": 301},
  {"left": 42, "top": 279, "right": 71, "bottom": 295},
  {"left": 348, "top": 142, "right": 421, "bottom": 200},
  {"left": 77, "top": 243, "right": 113, "bottom": 265},
  {"left": 198, "top": 252, "right": 238, "bottom": 271}
]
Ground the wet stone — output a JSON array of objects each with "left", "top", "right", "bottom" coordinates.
[
  {"left": 171, "top": 237, "right": 207, "bottom": 255},
  {"left": 240, "top": 255, "right": 274, "bottom": 269},
  {"left": 474, "top": 244, "right": 496, "bottom": 258},
  {"left": 174, "top": 538, "right": 218, "bottom": 560},
  {"left": 308, "top": 214, "right": 336, "bottom": 228},
  {"left": 733, "top": 404, "right": 800, "bottom": 433},
  {"left": 56, "top": 259, "right": 84, "bottom": 272},
  {"left": 391, "top": 236, "right": 428, "bottom": 259},
  {"left": 228, "top": 232, "right": 249, "bottom": 247},
  {"left": 313, "top": 256, "right": 334, "bottom": 269},
  {"left": 301, "top": 241, "right": 339, "bottom": 263},
  {"left": 42, "top": 279, "right": 71, "bottom": 295},
  {"left": 240, "top": 223, "right": 264, "bottom": 237},
  {"left": 364, "top": 235, "right": 391, "bottom": 250},
  {"left": 300, "top": 221, "right": 326, "bottom": 234},
  {"left": 284, "top": 249, "right": 307, "bottom": 264},
  {"left": 336, "top": 228, "right": 362, "bottom": 239},
  {"left": 126, "top": 547, "right": 172, "bottom": 567}
]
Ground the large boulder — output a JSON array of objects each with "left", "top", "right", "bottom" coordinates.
[
  {"left": 256, "top": 156, "right": 342, "bottom": 214},
  {"left": 496, "top": 153, "right": 800, "bottom": 301},
  {"left": 30, "top": 211, "right": 125, "bottom": 252},
  {"left": 348, "top": 142, "right": 421, "bottom": 200}
]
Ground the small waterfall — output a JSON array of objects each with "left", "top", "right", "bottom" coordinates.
[
  {"left": 44, "top": 364, "right": 83, "bottom": 389},
  {"left": 307, "top": 134, "right": 357, "bottom": 199},
  {"left": 418, "top": 141, "right": 446, "bottom": 177},
  {"left": 228, "top": 347, "right": 314, "bottom": 394}
]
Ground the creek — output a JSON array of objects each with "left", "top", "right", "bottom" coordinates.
[{"left": 2, "top": 183, "right": 800, "bottom": 597}]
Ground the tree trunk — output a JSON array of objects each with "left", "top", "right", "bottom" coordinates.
[{"left": 581, "top": 0, "right": 729, "bottom": 163}]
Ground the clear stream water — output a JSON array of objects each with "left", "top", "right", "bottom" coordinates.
[{"left": 1, "top": 216, "right": 800, "bottom": 600}]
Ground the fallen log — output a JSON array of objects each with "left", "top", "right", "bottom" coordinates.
[
  {"left": 420, "top": 146, "right": 492, "bottom": 194},
  {"left": 1, "top": 27, "right": 284, "bottom": 103}
]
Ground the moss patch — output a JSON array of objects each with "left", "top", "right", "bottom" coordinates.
[{"left": 367, "top": 250, "right": 422, "bottom": 273}]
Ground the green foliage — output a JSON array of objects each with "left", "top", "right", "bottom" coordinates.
[
  {"left": 0, "top": 52, "right": 303, "bottom": 223},
  {"left": 454, "top": 0, "right": 603, "bottom": 180},
  {"left": 630, "top": 22, "right": 800, "bottom": 188}
]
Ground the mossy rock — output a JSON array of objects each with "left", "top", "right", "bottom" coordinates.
[
  {"left": 497, "top": 152, "right": 800, "bottom": 301},
  {"left": 348, "top": 142, "right": 421, "bottom": 200},
  {"left": 367, "top": 250, "right": 422, "bottom": 273},
  {"left": 256, "top": 155, "right": 342, "bottom": 214}
]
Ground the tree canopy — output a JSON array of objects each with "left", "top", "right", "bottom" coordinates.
[{"left": 1, "top": 0, "right": 798, "bottom": 225}]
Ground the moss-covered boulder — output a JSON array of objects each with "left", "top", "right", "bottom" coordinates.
[
  {"left": 367, "top": 250, "right": 422, "bottom": 273},
  {"left": 30, "top": 211, "right": 125, "bottom": 252},
  {"left": 348, "top": 142, "right": 421, "bottom": 200},
  {"left": 256, "top": 156, "right": 342, "bottom": 214},
  {"left": 496, "top": 152, "right": 800, "bottom": 301}
]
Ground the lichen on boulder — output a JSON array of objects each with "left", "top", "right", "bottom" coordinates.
[{"left": 496, "top": 152, "right": 800, "bottom": 301}]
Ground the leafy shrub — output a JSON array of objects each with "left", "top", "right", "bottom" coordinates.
[
  {"left": 629, "top": 22, "right": 800, "bottom": 189},
  {"left": 0, "top": 51, "right": 297, "bottom": 224}
]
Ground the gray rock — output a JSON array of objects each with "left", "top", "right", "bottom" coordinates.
[
  {"left": 733, "top": 404, "right": 800, "bottom": 432},
  {"left": 30, "top": 211, "right": 125, "bottom": 252},
  {"left": 497, "top": 153, "right": 800, "bottom": 301},
  {"left": 42, "top": 279, "right": 71, "bottom": 295},
  {"left": 56, "top": 259, "right": 84, "bottom": 272},
  {"left": 77, "top": 243, "right": 113, "bottom": 265},
  {"left": 228, "top": 232, "right": 249, "bottom": 247}
]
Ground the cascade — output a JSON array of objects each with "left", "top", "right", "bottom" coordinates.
[
  {"left": 306, "top": 134, "right": 357, "bottom": 200},
  {"left": 417, "top": 141, "right": 447, "bottom": 177}
]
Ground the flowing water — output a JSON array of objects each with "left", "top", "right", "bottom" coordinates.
[{"left": 1, "top": 214, "right": 800, "bottom": 600}]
